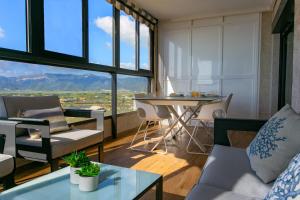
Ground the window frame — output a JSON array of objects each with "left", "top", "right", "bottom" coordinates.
[{"left": 0, "top": 0, "right": 155, "bottom": 138}]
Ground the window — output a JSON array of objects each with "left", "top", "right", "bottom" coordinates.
[
  {"left": 0, "top": 0, "right": 26, "bottom": 51},
  {"left": 139, "top": 23, "right": 151, "bottom": 70},
  {"left": 117, "top": 75, "right": 148, "bottom": 113},
  {"left": 89, "top": 0, "right": 113, "bottom": 66},
  {"left": 44, "top": 0, "right": 83, "bottom": 56},
  {"left": 0, "top": 60, "right": 112, "bottom": 116},
  {"left": 120, "top": 11, "right": 136, "bottom": 70}
]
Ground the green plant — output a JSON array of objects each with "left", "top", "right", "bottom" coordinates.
[
  {"left": 63, "top": 151, "right": 90, "bottom": 168},
  {"left": 76, "top": 163, "right": 100, "bottom": 177}
]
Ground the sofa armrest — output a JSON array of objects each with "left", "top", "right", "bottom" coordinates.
[
  {"left": 8, "top": 118, "right": 51, "bottom": 139},
  {"left": 214, "top": 118, "right": 267, "bottom": 146},
  {"left": 8, "top": 117, "right": 49, "bottom": 126},
  {"left": 0, "top": 120, "right": 19, "bottom": 156},
  {"left": 64, "top": 109, "right": 105, "bottom": 131}
]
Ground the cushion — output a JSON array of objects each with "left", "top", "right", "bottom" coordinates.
[
  {"left": 1, "top": 96, "right": 62, "bottom": 137},
  {"left": 247, "top": 104, "right": 300, "bottom": 183},
  {"left": 187, "top": 183, "right": 259, "bottom": 200},
  {"left": 200, "top": 145, "right": 272, "bottom": 199},
  {"left": 21, "top": 107, "right": 70, "bottom": 139},
  {"left": 0, "top": 154, "right": 14, "bottom": 177},
  {"left": 264, "top": 153, "right": 300, "bottom": 200},
  {"left": 16, "top": 129, "right": 103, "bottom": 159}
]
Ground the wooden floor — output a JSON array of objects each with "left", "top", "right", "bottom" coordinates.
[{"left": 3, "top": 127, "right": 211, "bottom": 199}]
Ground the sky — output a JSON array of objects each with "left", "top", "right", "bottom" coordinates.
[{"left": 0, "top": 0, "right": 150, "bottom": 76}]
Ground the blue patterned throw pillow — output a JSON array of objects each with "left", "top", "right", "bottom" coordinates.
[
  {"left": 264, "top": 153, "right": 300, "bottom": 200},
  {"left": 247, "top": 105, "right": 300, "bottom": 183}
]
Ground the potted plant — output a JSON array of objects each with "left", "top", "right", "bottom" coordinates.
[
  {"left": 63, "top": 151, "right": 90, "bottom": 184},
  {"left": 76, "top": 163, "right": 100, "bottom": 192}
]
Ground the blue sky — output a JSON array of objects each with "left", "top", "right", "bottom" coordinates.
[{"left": 0, "top": 0, "right": 150, "bottom": 76}]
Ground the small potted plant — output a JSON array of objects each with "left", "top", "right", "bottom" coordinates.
[
  {"left": 63, "top": 151, "right": 90, "bottom": 184},
  {"left": 76, "top": 163, "right": 100, "bottom": 192}
]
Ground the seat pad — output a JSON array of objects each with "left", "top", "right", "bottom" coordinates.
[
  {"left": 199, "top": 145, "right": 272, "bottom": 199},
  {"left": 187, "top": 184, "right": 260, "bottom": 200},
  {"left": 16, "top": 129, "right": 103, "bottom": 159}
]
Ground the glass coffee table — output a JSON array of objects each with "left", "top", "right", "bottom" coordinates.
[{"left": 0, "top": 163, "right": 163, "bottom": 200}]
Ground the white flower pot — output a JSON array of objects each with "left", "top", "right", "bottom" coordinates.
[
  {"left": 70, "top": 167, "right": 80, "bottom": 184},
  {"left": 79, "top": 176, "right": 99, "bottom": 192}
]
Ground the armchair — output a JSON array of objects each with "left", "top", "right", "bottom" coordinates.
[
  {"left": 0, "top": 96, "right": 105, "bottom": 172},
  {"left": 0, "top": 120, "right": 18, "bottom": 190}
]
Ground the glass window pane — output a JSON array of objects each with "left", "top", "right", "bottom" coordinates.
[
  {"left": 139, "top": 23, "right": 150, "bottom": 70},
  {"left": 89, "top": 0, "right": 113, "bottom": 66},
  {"left": 44, "top": 0, "right": 82, "bottom": 57},
  {"left": 0, "top": 0, "right": 26, "bottom": 51},
  {"left": 0, "top": 60, "right": 112, "bottom": 116},
  {"left": 120, "top": 11, "right": 136, "bottom": 70},
  {"left": 117, "top": 75, "right": 148, "bottom": 114}
]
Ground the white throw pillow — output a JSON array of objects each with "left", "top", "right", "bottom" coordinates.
[
  {"left": 264, "top": 153, "right": 300, "bottom": 200},
  {"left": 247, "top": 104, "right": 300, "bottom": 183}
]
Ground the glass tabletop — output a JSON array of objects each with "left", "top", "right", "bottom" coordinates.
[{"left": 0, "top": 163, "right": 162, "bottom": 200}]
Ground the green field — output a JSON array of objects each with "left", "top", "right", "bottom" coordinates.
[{"left": 0, "top": 90, "right": 137, "bottom": 116}]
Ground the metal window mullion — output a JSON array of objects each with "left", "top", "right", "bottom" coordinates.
[
  {"left": 27, "top": 0, "right": 44, "bottom": 55},
  {"left": 136, "top": 21, "right": 140, "bottom": 71},
  {"left": 82, "top": 0, "right": 89, "bottom": 61}
]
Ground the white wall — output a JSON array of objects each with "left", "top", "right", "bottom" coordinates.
[{"left": 158, "top": 13, "right": 261, "bottom": 118}]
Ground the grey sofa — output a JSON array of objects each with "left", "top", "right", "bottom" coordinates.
[
  {"left": 0, "top": 96, "right": 105, "bottom": 172},
  {"left": 187, "top": 118, "right": 272, "bottom": 200}
]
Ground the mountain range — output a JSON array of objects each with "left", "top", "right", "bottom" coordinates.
[{"left": 0, "top": 73, "right": 148, "bottom": 92}]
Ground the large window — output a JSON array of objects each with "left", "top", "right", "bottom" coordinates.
[
  {"left": 120, "top": 11, "right": 136, "bottom": 70},
  {"left": 139, "top": 23, "right": 151, "bottom": 70},
  {"left": 117, "top": 75, "right": 148, "bottom": 113},
  {"left": 0, "top": 1, "right": 154, "bottom": 137},
  {"left": 89, "top": 0, "right": 113, "bottom": 66},
  {"left": 0, "top": 60, "right": 112, "bottom": 115},
  {"left": 0, "top": 0, "right": 26, "bottom": 51},
  {"left": 44, "top": 0, "right": 83, "bottom": 56}
]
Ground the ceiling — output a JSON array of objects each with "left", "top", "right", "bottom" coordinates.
[{"left": 132, "top": 0, "right": 276, "bottom": 21}]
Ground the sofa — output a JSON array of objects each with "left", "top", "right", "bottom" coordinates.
[
  {"left": 0, "top": 96, "right": 105, "bottom": 172},
  {"left": 187, "top": 118, "right": 271, "bottom": 200}
]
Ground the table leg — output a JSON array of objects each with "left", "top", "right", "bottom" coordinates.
[
  {"left": 168, "top": 105, "right": 207, "bottom": 152},
  {"left": 156, "top": 177, "right": 163, "bottom": 200},
  {"left": 150, "top": 106, "right": 190, "bottom": 152}
]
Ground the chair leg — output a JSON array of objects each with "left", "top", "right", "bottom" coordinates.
[
  {"left": 50, "top": 159, "right": 59, "bottom": 172},
  {"left": 129, "top": 120, "right": 145, "bottom": 149},
  {"left": 3, "top": 172, "right": 15, "bottom": 190},
  {"left": 98, "top": 142, "right": 104, "bottom": 162}
]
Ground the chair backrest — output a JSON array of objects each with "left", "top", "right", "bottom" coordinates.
[
  {"left": 224, "top": 93, "right": 233, "bottom": 113},
  {"left": 197, "top": 93, "right": 233, "bottom": 121},
  {"left": 134, "top": 94, "right": 171, "bottom": 120}
]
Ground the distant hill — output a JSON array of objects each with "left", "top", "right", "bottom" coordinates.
[{"left": 0, "top": 73, "right": 148, "bottom": 92}]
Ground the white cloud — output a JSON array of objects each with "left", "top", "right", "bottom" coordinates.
[
  {"left": 120, "top": 62, "right": 135, "bottom": 70},
  {"left": 0, "top": 27, "right": 5, "bottom": 39},
  {"left": 94, "top": 15, "right": 149, "bottom": 47},
  {"left": 105, "top": 42, "right": 112, "bottom": 49}
]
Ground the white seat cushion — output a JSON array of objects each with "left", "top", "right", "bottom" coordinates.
[
  {"left": 187, "top": 184, "right": 260, "bottom": 200},
  {"left": 0, "top": 154, "right": 14, "bottom": 177},
  {"left": 200, "top": 145, "right": 272, "bottom": 199},
  {"left": 16, "top": 129, "right": 103, "bottom": 159}
]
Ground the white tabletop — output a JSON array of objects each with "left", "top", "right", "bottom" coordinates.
[{"left": 134, "top": 96, "right": 222, "bottom": 106}]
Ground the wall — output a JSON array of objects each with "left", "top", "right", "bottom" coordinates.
[
  {"left": 103, "top": 111, "right": 141, "bottom": 138},
  {"left": 158, "top": 13, "right": 261, "bottom": 118},
  {"left": 292, "top": 0, "right": 300, "bottom": 112},
  {"left": 259, "top": 11, "right": 281, "bottom": 118}
]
